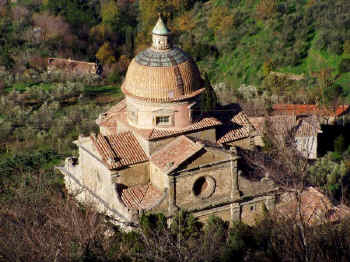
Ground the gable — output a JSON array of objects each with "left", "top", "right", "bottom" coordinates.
[{"left": 150, "top": 135, "right": 203, "bottom": 174}]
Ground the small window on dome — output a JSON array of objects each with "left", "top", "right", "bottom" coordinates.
[
  {"left": 168, "top": 91, "right": 174, "bottom": 98},
  {"left": 156, "top": 116, "right": 170, "bottom": 126}
]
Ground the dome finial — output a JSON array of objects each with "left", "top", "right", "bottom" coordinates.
[{"left": 152, "top": 14, "right": 170, "bottom": 36}]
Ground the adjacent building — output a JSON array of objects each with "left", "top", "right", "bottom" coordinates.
[{"left": 249, "top": 115, "right": 322, "bottom": 159}]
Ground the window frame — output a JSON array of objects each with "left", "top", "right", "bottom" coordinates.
[{"left": 155, "top": 115, "right": 171, "bottom": 126}]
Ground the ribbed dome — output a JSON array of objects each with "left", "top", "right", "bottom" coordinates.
[
  {"left": 122, "top": 48, "right": 203, "bottom": 102},
  {"left": 121, "top": 16, "right": 204, "bottom": 102},
  {"left": 135, "top": 47, "right": 190, "bottom": 67}
]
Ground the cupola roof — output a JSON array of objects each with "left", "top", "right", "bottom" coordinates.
[
  {"left": 121, "top": 15, "right": 203, "bottom": 102},
  {"left": 152, "top": 16, "right": 170, "bottom": 36}
]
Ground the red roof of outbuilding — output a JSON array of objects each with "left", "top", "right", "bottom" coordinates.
[
  {"left": 248, "top": 115, "right": 321, "bottom": 137},
  {"left": 273, "top": 104, "right": 349, "bottom": 117},
  {"left": 277, "top": 187, "right": 350, "bottom": 225}
]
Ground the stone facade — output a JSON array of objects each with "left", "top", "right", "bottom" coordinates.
[
  {"left": 47, "top": 58, "right": 100, "bottom": 77},
  {"left": 58, "top": 136, "right": 277, "bottom": 226},
  {"left": 57, "top": 17, "right": 277, "bottom": 227},
  {"left": 249, "top": 116, "right": 321, "bottom": 159}
]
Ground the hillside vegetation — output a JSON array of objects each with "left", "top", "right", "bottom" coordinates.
[
  {"left": 1, "top": 0, "right": 350, "bottom": 261},
  {"left": 0, "top": 0, "right": 349, "bottom": 102}
]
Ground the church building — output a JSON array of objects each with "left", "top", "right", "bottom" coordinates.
[{"left": 57, "top": 17, "right": 277, "bottom": 226}]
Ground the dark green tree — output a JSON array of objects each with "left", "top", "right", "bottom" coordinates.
[{"left": 200, "top": 73, "right": 217, "bottom": 115}]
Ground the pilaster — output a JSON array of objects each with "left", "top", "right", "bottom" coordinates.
[
  {"left": 231, "top": 159, "right": 241, "bottom": 199},
  {"left": 231, "top": 203, "right": 241, "bottom": 222},
  {"left": 168, "top": 175, "right": 178, "bottom": 216}
]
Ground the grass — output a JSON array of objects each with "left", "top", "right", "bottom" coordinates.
[{"left": 83, "top": 84, "right": 122, "bottom": 97}]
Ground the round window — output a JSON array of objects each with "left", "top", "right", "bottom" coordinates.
[{"left": 192, "top": 176, "right": 216, "bottom": 199}]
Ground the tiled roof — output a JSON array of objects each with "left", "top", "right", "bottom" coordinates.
[
  {"left": 277, "top": 187, "right": 350, "bottom": 225},
  {"left": 269, "top": 115, "right": 321, "bottom": 137},
  {"left": 217, "top": 111, "right": 252, "bottom": 144},
  {"left": 150, "top": 136, "right": 204, "bottom": 174},
  {"left": 273, "top": 104, "right": 350, "bottom": 117},
  {"left": 122, "top": 53, "right": 203, "bottom": 102},
  {"left": 90, "top": 131, "right": 148, "bottom": 169},
  {"left": 144, "top": 117, "right": 221, "bottom": 140},
  {"left": 135, "top": 47, "right": 190, "bottom": 67},
  {"left": 97, "top": 100, "right": 222, "bottom": 141},
  {"left": 47, "top": 58, "right": 97, "bottom": 75},
  {"left": 249, "top": 116, "right": 321, "bottom": 137},
  {"left": 120, "top": 184, "right": 163, "bottom": 210}
]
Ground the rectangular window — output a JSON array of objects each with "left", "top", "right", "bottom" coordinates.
[
  {"left": 128, "top": 110, "right": 138, "bottom": 124},
  {"left": 156, "top": 116, "right": 170, "bottom": 125}
]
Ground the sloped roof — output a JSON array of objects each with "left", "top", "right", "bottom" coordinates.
[
  {"left": 120, "top": 183, "right": 164, "bottom": 210},
  {"left": 152, "top": 16, "right": 170, "bottom": 35},
  {"left": 150, "top": 136, "right": 204, "bottom": 174},
  {"left": 90, "top": 132, "right": 148, "bottom": 169},
  {"left": 135, "top": 47, "right": 190, "bottom": 67},
  {"left": 47, "top": 58, "right": 97, "bottom": 74},
  {"left": 277, "top": 187, "right": 350, "bottom": 225},
  {"left": 217, "top": 111, "right": 252, "bottom": 144},
  {"left": 273, "top": 104, "right": 350, "bottom": 117},
  {"left": 249, "top": 115, "right": 321, "bottom": 137},
  {"left": 269, "top": 115, "right": 321, "bottom": 137}
]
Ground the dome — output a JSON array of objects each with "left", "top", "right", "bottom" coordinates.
[{"left": 121, "top": 16, "right": 204, "bottom": 102}]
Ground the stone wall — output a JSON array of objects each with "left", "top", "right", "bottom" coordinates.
[
  {"left": 193, "top": 204, "right": 232, "bottom": 224},
  {"left": 240, "top": 195, "right": 276, "bottom": 225},
  {"left": 65, "top": 139, "right": 133, "bottom": 222},
  {"left": 150, "top": 163, "right": 169, "bottom": 191},
  {"left": 296, "top": 136, "right": 317, "bottom": 159},
  {"left": 239, "top": 175, "right": 276, "bottom": 197},
  {"left": 174, "top": 162, "right": 234, "bottom": 211}
]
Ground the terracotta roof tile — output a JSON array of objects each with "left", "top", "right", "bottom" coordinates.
[
  {"left": 145, "top": 117, "right": 221, "bottom": 140},
  {"left": 217, "top": 111, "right": 252, "bottom": 144},
  {"left": 277, "top": 187, "right": 350, "bottom": 225},
  {"left": 273, "top": 104, "right": 350, "bottom": 117},
  {"left": 150, "top": 136, "right": 204, "bottom": 173},
  {"left": 249, "top": 116, "right": 321, "bottom": 137},
  {"left": 269, "top": 115, "right": 321, "bottom": 137},
  {"left": 90, "top": 131, "right": 148, "bottom": 169},
  {"left": 120, "top": 184, "right": 163, "bottom": 210},
  {"left": 47, "top": 58, "right": 97, "bottom": 75}
]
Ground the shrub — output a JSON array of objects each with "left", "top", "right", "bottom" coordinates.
[{"left": 339, "top": 59, "right": 350, "bottom": 74}]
